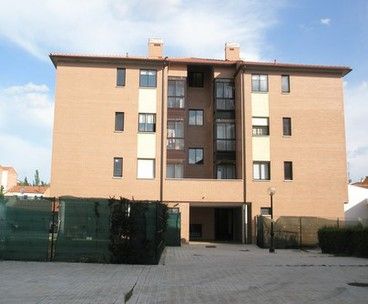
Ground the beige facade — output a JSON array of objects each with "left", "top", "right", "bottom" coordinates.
[{"left": 49, "top": 41, "right": 351, "bottom": 243}]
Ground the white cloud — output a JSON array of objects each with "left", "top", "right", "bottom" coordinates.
[
  {"left": 0, "top": 83, "right": 53, "bottom": 181},
  {"left": 345, "top": 80, "right": 368, "bottom": 182},
  {"left": 0, "top": 134, "right": 51, "bottom": 184},
  {"left": 320, "top": 18, "right": 331, "bottom": 26},
  {"left": 0, "top": 0, "right": 288, "bottom": 61},
  {"left": 0, "top": 82, "right": 53, "bottom": 128}
]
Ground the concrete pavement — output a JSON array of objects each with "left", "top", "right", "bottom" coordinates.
[{"left": 1, "top": 243, "right": 368, "bottom": 303}]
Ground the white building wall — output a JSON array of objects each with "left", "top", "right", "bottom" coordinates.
[{"left": 345, "top": 185, "right": 368, "bottom": 221}]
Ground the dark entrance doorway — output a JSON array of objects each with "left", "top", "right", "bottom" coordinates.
[{"left": 215, "top": 208, "right": 233, "bottom": 241}]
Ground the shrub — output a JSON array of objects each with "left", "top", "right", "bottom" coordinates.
[{"left": 318, "top": 226, "right": 368, "bottom": 258}]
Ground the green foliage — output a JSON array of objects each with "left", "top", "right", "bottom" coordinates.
[
  {"left": 318, "top": 226, "right": 368, "bottom": 258},
  {"left": 19, "top": 177, "right": 30, "bottom": 186},
  {"left": 33, "top": 170, "right": 40, "bottom": 186},
  {"left": 0, "top": 186, "right": 6, "bottom": 205},
  {"left": 108, "top": 198, "right": 167, "bottom": 264}
]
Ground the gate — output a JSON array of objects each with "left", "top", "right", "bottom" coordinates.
[{"left": 166, "top": 211, "right": 181, "bottom": 246}]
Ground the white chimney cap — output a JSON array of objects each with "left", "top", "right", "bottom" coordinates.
[
  {"left": 149, "top": 38, "right": 163, "bottom": 44},
  {"left": 225, "top": 42, "right": 240, "bottom": 48}
]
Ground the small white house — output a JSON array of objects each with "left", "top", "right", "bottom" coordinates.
[{"left": 345, "top": 178, "right": 368, "bottom": 223}]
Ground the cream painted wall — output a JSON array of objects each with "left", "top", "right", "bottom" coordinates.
[
  {"left": 137, "top": 133, "right": 156, "bottom": 158},
  {"left": 138, "top": 88, "right": 157, "bottom": 113},
  {"left": 252, "top": 137, "right": 270, "bottom": 161},
  {"left": 251, "top": 93, "right": 269, "bottom": 116}
]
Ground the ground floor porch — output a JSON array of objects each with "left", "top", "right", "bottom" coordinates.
[{"left": 166, "top": 202, "right": 252, "bottom": 244}]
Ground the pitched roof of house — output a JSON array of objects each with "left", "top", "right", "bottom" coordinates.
[
  {"left": 49, "top": 53, "right": 351, "bottom": 76},
  {"left": 7, "top": 185, "right": 49, "bottom": 194},
  {"left": 352, "top": 177, "right": 368, "bottom": 189}
]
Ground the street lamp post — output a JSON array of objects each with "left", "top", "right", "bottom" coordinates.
[{"left": 268, "top": 187, "right": 276, "bottom": 253}]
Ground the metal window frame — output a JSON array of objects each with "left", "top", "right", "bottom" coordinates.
[
  {"left": 139, "top": 69, "right": 157, "bottom": 87},
  {"left": 113, "top": 157, "right": 123, "bottom": 177},
  {"left": 138, "top": 113, "right": 156, "bottom": 132}
]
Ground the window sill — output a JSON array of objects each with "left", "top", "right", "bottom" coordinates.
[
  {"left": 252, "top": 179, "right": 270, "bottom": 182},
  {"left": 252, "top": 135, "right": 270, "bottom": 137},
  {"left": 281, "top": 92, "right": 290, "bottom": 95},
  {"left": 139, "top": 86, "right": 157, "bottom": 89},
  {"left": 138, "top": 131, "right": 156, "bottom": 134},
  {"left": 136, "top": 177, "right": 155, "bottom": 180},
  {"left": 114, "top": 131, "right": 124, "bottom": 133},
  {"left": 282, "top": 135, "right": 292, "bottom": 138},
  {"left": 112, "top": 176, "right": 123, "bottom": 179},
  {"left": 168, "top": 107, "right": 185, "bottom": 110},
  {"left": 283, "top": 179, "right": 293, "bottom": 182},
  {"left": 188, "top": 124, "right": 204, "bottom": 127},
  {"left": 251, "top": 91, "right": 268, "bottom": 94},
  {"left": 115, "top": 85, "right": 126, "bottom": 88}
]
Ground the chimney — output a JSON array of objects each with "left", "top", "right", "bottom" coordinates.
[
  {"left": 225, "top": 42, "right": 240, "bottom": 61},
  {"left": 148, "top": 38, "right": 163, "bottom": 58}
]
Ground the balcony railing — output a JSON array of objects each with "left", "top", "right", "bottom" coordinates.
[
  {"left": 216, "top": 139, "right": 236, "bottom": 151},
  {"left": 167, "top": 138, "right": 184, "bottom": 150}
]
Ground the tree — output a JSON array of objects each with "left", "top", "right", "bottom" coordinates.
[
  {"left": 33, "top": 170, "right": 40, "bottom": 186},
  {"left": 20, "top": 177, "right": 30, "bottom": 186}
]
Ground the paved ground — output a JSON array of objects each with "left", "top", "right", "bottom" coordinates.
[{"left": 1, "top": 244, "right": 368, "bottom": 303}]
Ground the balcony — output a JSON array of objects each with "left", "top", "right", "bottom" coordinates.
[{"left": 163, "top": 178, "right": 243, "bottom": 202}]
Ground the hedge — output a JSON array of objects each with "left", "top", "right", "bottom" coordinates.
[{"left": 318, "top": 226, "right": 368, "bottom": 258}]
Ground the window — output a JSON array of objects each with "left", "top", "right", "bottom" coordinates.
[
  {"left": 113, "top": 157, "right": 123, "bottom": 177},
  {"left": 139, "top": 69, "right": 157, "bottom": 87},
  {"left": 188, "top": 148, "right": 203, "bottom": 164},
  {"left": 252, "top": 117, "right": 269, "bottom": 136},
  {"left": 138, "top": 113, "right": 156, "bottom": 132},
  {"left": 188, "top": 72, "right": 204, "bottom": 87},
  {"left": 216, "top": 121, "right": 235, "bottom": 151},
  {"left": 251, "top": 74, "right": 268, "bottom": 92},
  {"left": 188, "top": 110, "right": 203, "bottom": 126},
  {"left": 217, "top": 164, "right": 236, "bottom": 179},
  {"left": 281, "top": 75, "right": 290, "bottom": 93},
  {"left": 167, "top": 120, "right": 184, "bottom": 150},
  {"left": 215, "top": 79, "right": 235, "bottom": 110},
  {"left": 137, "top": 159, "right": 155, "bottom": 179},
  {"left": 283, "top": 117, "right": 292, "bottom": 136},
  {"left": 116, "top": 68, "right": 126, "bottom": 86},
  {"left": 115, "top": 112, "right": 124, "bottom": 131},
  {"left": 260, "top": 207, "right": 271, "bottom": 216},
  {"left": 284, "top": 161, "right": 293, "bottom": 180},
  {"left": 253, "top": 161, "right": 270, "bottom": 180},
  {"left": 168, "top": 79, "right": 185, "bottom": 108},
  {"left": 166, "top": 163, "right": 183, "bottom": 178}
]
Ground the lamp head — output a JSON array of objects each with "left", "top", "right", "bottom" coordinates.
[{"left": 268, "top": 187, "right": 276, "bottom": 196}]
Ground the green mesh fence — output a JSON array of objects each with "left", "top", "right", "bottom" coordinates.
[
  {"left": 0, "top": 196, "right": 167, "bottom": 264},
  {"left": 0, "top": 196, "right": 53, "bottom": 261},
  {"left": 256, "top": 215, "right": 363, "bottom": 249},
  {"left": 54, "top": 198, "right": 111, "bottom": 263}
]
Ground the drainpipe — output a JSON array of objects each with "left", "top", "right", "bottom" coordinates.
[
  {"left": 160, "top": 57, "right": 168, "bottom": 203},
  {"left": 239, "top": 65, "right": 247, "bottom": 243}
]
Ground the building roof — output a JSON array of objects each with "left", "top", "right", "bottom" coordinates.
[
  {"left": 49, "top": 53, "right": 351, "bottom": 76},
  {"left": 352, "top": 177, "right": 368, "bottom": 189},
  {"left": 7, "top": 185, "right": 49, "bottom": 194}
]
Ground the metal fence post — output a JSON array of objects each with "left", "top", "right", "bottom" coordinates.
[
  {"left": 50, "top": 197, "right": 56, "bottom": 261},
  {"left": 299, "top": 217, "right": 302, "bottom": 249}
]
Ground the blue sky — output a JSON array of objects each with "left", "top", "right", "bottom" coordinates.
[{"left": 0, "top": 0, "right": 367, "bottom": 183}]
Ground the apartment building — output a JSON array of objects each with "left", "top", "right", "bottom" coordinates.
[{"left": 49, "top": 39, "right": 351, "bottom": 243}]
